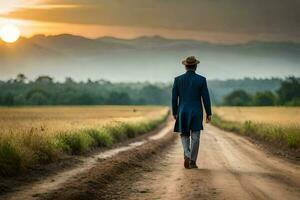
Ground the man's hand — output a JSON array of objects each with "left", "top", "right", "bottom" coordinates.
[
  {"left": 173, "top": 115, "right": 177, "bottom": 120},
  {"left": 206, "top": 115, "right": 212, "bottom": 123}
]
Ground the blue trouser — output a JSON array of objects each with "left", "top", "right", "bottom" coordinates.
[{"left": 180, "top": 131, "right": 201, "bottom": 162}]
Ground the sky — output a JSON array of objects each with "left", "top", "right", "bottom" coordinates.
[{"left": 0, "top": 0, "right": 299, "bottom": 43}]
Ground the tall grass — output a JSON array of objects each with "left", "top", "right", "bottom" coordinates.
[
  {"left": 0, "top": 108, "right": 169, "bottom": 177},
  {"left": 212, "top": 114, "right": 300, "bottom": 150},
  {"left": 213, "top": 106, "right": 300, "bottom": 125}
]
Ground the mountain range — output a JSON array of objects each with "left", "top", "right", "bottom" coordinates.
[{"left": 0, "top": 34, "right": 299, "bottom": 82}]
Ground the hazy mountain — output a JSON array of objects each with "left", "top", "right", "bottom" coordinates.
[{"left": 0, "top": 34, "right": 299, "bottom": 82}]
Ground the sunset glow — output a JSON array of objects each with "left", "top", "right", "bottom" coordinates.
[{"left": 0, "top": 0, "right": 298, "bottom": 43}]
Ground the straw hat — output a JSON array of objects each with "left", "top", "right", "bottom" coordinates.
[{"left": 182, "top": 56, "right": 200, "bottom": 66}]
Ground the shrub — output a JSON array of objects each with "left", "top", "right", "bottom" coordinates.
[
  {"left": 58, "top": 131, "right": 94, "bottom": 154},
  {"left": 0, "top": 140, "right": 24, "bottom": 176},
  {"left": 87, "top": 129, "right": 113, "bottom": 147},
  {"left": 51, "top": 137, "right": 71, "bottom": 153},
  {"left": 105, "top": 124, "right": 128, "bottom": 142},
  {"left": 243, "top": 121, "right": 256, "bottom": 136},
  {"left": 22, "top": 132, "right": 60, "bottom": 163},
  {"left": 121, "top": 123, "right": 138, "bottom": 138}
]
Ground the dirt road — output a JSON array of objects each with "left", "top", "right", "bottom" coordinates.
[
  {"left": 93, "top": 124, "right": 299, "bottom": 200},
  {"left": 2, "top": 123, "right": 300, "bottom": 200}
]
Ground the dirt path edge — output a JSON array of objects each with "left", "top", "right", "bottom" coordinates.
[{"left": 40, "top": 127, "right": 177, "bottom": 200}]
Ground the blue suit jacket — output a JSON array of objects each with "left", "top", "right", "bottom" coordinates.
[{"left": 172, "top": 70, "right": 212, "bottom": 135}]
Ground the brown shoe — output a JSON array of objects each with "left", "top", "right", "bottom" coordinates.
[
  {"left": 184, "top": 157, "right": 190, "bottom": 169},
  {"left": 189, "top": 160, "right": 198, "bottom": 169}
]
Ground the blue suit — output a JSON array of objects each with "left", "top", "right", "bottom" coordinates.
[{"left": 172, "top": 70, "right": 212, "bottom": 135}]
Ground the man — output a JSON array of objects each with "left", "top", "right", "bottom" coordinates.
[{"left": 172, "top": 56, "right": 212, "bottom": 169}]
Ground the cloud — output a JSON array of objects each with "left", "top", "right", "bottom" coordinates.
[
  {"left": 1, "top": 0, "right": 300, "bottom": 42},
  {"left": 0, "top": 0, "right": 38, "bottom": 14}
]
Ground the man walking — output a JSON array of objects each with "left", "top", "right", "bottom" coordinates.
[{"left": 172, "top": 56, "right": 212, "bottom": 169}]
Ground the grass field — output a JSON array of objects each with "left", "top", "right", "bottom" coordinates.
[
  {"left": 213, "top": 107, "right": 300, "bottom": 126},
  {"left": 0, "top": 106, "right": 169, "bottom": 176},
  {"left": 212, "top": 107, "right": 300, "bottom": 150}
]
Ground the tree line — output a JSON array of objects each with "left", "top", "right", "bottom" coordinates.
[
  {"left": 223, "top": 77, "right": 300, "bottom": 106},
  {"left": 0, "top": 74, "right": 298, "bottom": 106},
  {"left": 0, "top": 74, "right": 171, "bottom": 106}
]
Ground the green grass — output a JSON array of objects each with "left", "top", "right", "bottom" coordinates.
[
  {"left": 0, "top": 112, "right": 169, "bottom": 177},
  {"left": 0, "top": 140, "right": 24, "bottom": 176},
  {"left": 212, "top": 114, "right": 300, "bottom": 149}
]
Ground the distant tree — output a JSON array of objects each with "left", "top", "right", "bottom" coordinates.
[
  {"left": 74, "top": 93, "right": 95, "bottom": 105},
  {"left": 65, "top": 77, "right": 75, "bottom": 84},
  {"left": 52, "top": 87, "right": 76, "bottom": 105},
  {"left": 107, "top": 92, "right": 132, "bottom": 105},
  {"left": 286, "top": 97, "right": 300, "bottom": 106},
  {"left": 14, "top": 95, "right": 27, "bottom": 105},
  {"left": 3, "top": 93, "right": 15, "bottom": 106},
  {"left": 87, "top": 79, "right": 93, "bottom": 84},
  {"left": 252, "top": 91, "right": 276, "bottom": 106},
  {"left": 96, "top": 79, "right": 111, "bottom": 85},
  {"left": 28, "top": 92, "right": 48, "bottom": 105},
  {"left": 16, "top": 73, "right": 27, "bottom": 83},
  {"left": 35, "top": 76, "right": 53, "bottom": 84},
  {"left": 26, "top": 89, "right": 49, "bottom": 100},
  {"left": 140, "top": 85, "right": 168, "bottom": 105},
  {"left": 277, "top": 77, "right": 300, "bottom": 105},
  {"left": 6, "top": 79, "right": 14, "bottom": 84},
  {"left": 223, "top": 90, "right": 252, "bottom": 106},
  {"left": 135, "top": 98, "right": 146, "bottom": 105}
]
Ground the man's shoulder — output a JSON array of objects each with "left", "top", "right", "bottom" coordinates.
[
  {"left": 195, "top": 73, "right": 206, "bottom": 80},
  {"left": 174, "top": 72, "right": 206, "bottom": 81},
  {"left": 174, "top": 74, "right": 185, "bottom": 81}
]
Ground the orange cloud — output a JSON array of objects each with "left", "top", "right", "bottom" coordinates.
[{"left": 1, "top": 0, "right": 299, "bottom": 43}]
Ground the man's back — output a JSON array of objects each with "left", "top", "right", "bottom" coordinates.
[
  {"left": 172, "top": 70, "right": 211, "bottom": 135},
  {"left": 175, "top": 70, "right": 206, "bottom": 104}
]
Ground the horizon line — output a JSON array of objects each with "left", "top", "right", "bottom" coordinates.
[
  {"left": 1, "top": 74, "right": 296, "bottom": 84},
  {"left": 15, "top": 33, "right": 300, "bottom": 45}
]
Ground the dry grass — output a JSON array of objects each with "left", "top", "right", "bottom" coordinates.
[
  {"left": 0, "top": 106, "right": 167, "bottom": 135},
  {"left": 212, "top": 106, "right": 300, "bottom": 150},
  {"left": 0, "top": 106, "right": 169, "bottom": 176},
  {"left": 213, "top": 107, "right": 300, "bottom": 126}
]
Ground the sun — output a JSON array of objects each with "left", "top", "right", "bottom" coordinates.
[{"left": 0, "top": 24, "right": 20, "bottom": 43}]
